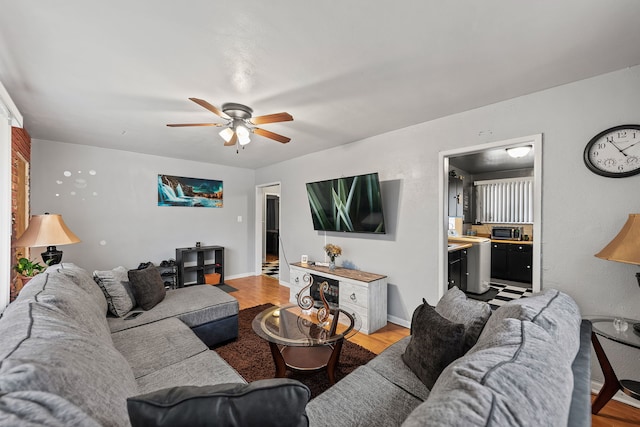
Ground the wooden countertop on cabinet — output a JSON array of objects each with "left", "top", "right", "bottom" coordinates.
[
  {"left": 447, "top": 243, "right": 472, "bottom": 252},
  {"left": 490, "top": 239, "right": 533, "bottom": 245}
]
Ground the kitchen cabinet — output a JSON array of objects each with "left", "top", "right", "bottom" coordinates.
[
  {"left": 508, "top": 244, "right": 533, "bottom": 283},
  {"left": 490, "top": 243, "right": 508, "bottom": 279},
  {"left": 448, "top": 176, "right": 464, "bottom": 218},
  {"left": 448, "top": 248, "right": 468, "bottom": 291},
  {"left": 491, "top": 242, "right": 532, "bottom": 284}
]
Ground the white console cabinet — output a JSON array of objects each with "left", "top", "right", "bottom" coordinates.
[{"left": 289, "top": 263, "right": 387, "bottom": 334}]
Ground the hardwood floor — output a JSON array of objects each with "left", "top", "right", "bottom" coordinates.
[{"left": 226, "top": 274, "right": 640, "bottom": 426}]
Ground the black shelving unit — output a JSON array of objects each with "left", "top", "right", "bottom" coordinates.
[
  {"left": 158, "top": 260, "right": 177, "bottom": 289},
  {"left": 175, "top": 246, "right": 224, "bottom": 287}
]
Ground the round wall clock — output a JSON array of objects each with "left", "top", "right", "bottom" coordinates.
[{"left": 584, "top": 125, "right": 640, "bottom": 178}]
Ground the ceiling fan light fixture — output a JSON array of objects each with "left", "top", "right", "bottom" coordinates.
[
  {"left": 506, "top": 145, "right": 532, "bottom": 158},
  {"left": 219, "top": 127, "right": 234, "bottom": 143},
  {"left": 236, "top": 125, "right": 251, "bottom": 145}
]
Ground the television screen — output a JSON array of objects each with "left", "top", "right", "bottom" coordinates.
[{"left": 306, "top": 172, "right": 386, "bottom": 234}]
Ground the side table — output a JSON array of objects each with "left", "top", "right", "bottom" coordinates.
[{"left": 588, "top": 316, "right": 640, "bottom": 414}]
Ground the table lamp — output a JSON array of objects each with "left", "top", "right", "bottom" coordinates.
[
  {"left": 12, "top": 213, "right": 81, "bottom": 265},
  {"left": 595, "top": 213, "right": 640, "bottom": 331}
]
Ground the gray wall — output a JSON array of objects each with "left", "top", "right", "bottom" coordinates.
[
  {"left": 30, "top": 141, "right": 256, "bottom": 277},
  {"left": 256, "top": 65, "right": 640, "bottom": 385}
]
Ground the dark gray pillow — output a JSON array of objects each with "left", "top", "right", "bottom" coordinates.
[
  {"left": 127, "top": 379, "right": 310, "bottom": 427},
  {"left": 435, "top": 286, "right": 492, "bottom": 352},
  {"left": 402, "top": 299, "right": 466, "bottom": 389},
  {"left": 127, "top": 265, "right": 166, "bottom": 310}
]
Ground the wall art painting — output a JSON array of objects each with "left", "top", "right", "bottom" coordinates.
[{"left": 158, "top": 174, "right": 223, "bottom": 208}]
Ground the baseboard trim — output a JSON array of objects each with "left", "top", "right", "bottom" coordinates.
[
  {"left": 387, "top": 314, "right": 410, "bottom": 329},
  {"left": 591, "top": 380, "right": 640, "bottom": 409}
]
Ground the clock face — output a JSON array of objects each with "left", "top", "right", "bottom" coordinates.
[{"left": 584, "top": 125, "right": 640, "bottom": 178}]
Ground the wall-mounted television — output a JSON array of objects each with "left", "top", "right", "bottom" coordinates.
[{"left": 306, "top": 172, "right": 386, "bottom": 234}]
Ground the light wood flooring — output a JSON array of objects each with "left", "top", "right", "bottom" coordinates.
[{"left": 226, "top": 274, "right": 640, "bottom": 426}]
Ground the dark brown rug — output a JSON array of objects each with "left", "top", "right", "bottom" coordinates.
[{"left": 215, "top": 303, "right": 376, "bottom": 398}]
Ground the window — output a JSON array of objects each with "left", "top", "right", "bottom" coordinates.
[{"left": 475, "top": 177, "right": 533, "bottom": 223}]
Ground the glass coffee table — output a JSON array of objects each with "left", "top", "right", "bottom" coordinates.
[{"left": 252, "top": 304, "right": 359, "bottom": 384}]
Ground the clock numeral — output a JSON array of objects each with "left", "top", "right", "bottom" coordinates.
[
  {"left": 618, "top": 165, "right": 625, "bottom": 171},
  {"left": 597, "top": 143, "right": 606, "bottom": 149},
  {"left": 617, "top": 131, "right": 628, "bottom": 139}
]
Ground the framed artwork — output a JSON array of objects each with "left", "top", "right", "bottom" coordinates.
[{"left": 158, "top": 174, "right": 223, "bottom": 208}]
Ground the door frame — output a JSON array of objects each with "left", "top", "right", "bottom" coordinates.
[
  {"left": 254, "top": 182, "right": 281, "bottom": 275},
  {"left": 438, "top": 134, "right": 543, "bottom": 299}
]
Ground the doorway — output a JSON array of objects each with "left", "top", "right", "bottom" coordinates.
[
  {"left": 255, "top": 183, "right": 281, "bottom": 279},
  {"left": 438, "top": 134, "right": 543, "bottom": 300}
]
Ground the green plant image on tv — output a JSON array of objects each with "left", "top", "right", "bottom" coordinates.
[{"left": 306, "top": 173, "right": 385, "bottom": 233}]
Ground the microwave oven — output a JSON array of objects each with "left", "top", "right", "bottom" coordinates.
[{"left": 491, "top": 226, "right": 523, "bottom": 240}]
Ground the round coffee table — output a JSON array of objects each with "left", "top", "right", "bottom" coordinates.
[{"left": 252, "top": 304, "right": 359, "bottom": 384}]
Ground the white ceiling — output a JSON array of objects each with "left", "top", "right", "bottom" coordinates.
[{"left": 1, "top": 1, "right": 640, "bottom": 169}]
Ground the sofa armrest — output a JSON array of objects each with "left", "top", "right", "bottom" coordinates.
[
  {"left": 127, "top": 379, "right": 310, "bottom": 427},
  {"left": 567, "top": 319, "right": 592, "bottom": 427}
]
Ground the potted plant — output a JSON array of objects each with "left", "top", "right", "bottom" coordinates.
[{"left": 13, "top": 256, "right": 46, "bottom": 285}]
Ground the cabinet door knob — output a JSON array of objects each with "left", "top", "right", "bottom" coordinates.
[
  {"left": 295, "top": 292, "right": 299, "bottom": 298},
  {"left": 350, "top": 293, "right": 356, "bottom": 301},
  {"left": 295, "top": 277, "right": 299, "bottom": 283}
]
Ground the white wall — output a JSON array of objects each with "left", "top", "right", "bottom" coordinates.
[
  {"left": 30, "top": 141, "right": 256, "bottom": 278},
  {"left": 256, "top": 65, "right": 640, "bottom": 384}
]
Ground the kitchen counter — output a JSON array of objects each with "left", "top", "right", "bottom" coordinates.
[
  {"left": 447, "top": 242, "right": 472, "bottom": 252},
  {"left": 491, "top": 239, "right": 533, "bottom": 245}
]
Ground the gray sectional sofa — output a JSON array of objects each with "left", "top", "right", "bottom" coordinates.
[
  {"left": 306, "top": 287, "right": 591, "bottom": 427},
  {"left": 0, "top": 263, "right": 244, "bottom": 426},
  {"left": 0, "top": 261, "right": 590, "bottom": 427}
]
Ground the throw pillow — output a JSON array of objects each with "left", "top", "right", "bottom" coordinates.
[
  {"left": 435, "top": 286, "right": 492, "bottom": 352},
  {"left": 93, "top": 266, "right": 136, "bottom": 317},
  {"left": 127, "top": 379, "right": 310, "bottom": 427},
  {"left": 127, "top": 265, "right": 166, "bottom": 310},
  {"left": 402, "top": 299, "right": 466, "bottom": 389}
]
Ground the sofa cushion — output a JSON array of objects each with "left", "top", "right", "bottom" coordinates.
[
  {"left": 0, "top": 300, "right": 138, "bottom": 427},
  {"left": 127, "top": 379, "right": 310, "bottom": 427},
  {"left": 478, "top": 288, "right": 581, "bottom": 360},
  {"left": 307, "top": 365, "right": 423, "bottom": 427},
  {"left": 402, "top": 300, "right": 466, "bottom": 389},
  {"left": 13, "top": 271, "right": 112, "bottom": 342},
  {"left": 402, "top": 318, "right": 574, "bottom": 427},
  {"left": 0, "top": 391, "right": 102, "bottom": 426},
  {"left": 435, "top": 286, "right": 492, "bottom": 352},
  {"left": 366, "top": 336, "right": 430, "bottom": 401},
  {"left": 46, "top": 262, "right": 108, "bottom": 315},
  {"left": 112, "top": 317, "right": 208, "bottom": 379},
  {"left": 128, "top": 265, "right": 166, "bottom": 310},
  {"left": 108, "top": 285, "right": 238, "bottom": 333},
  {"left": 93, "top": 266, "right": 136, "bottom": 317},
  {"left": 135, "top": 350, "right": 245, "bottom": 394}
]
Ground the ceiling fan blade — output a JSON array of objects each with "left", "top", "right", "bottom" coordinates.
[
  {"left": 189, "top": 98, "right": 231, "bottom": 120},
  {"left": 253, "top": 127, "right": 291, "bottom": 143},
  {"left": 166, "top": 123, "right": 226, "bottom": 127},
  {"left": 248, "top": 112, "right": 293, "bottom": 125},
  {"left": 224, "top": 131, "right": 238, "bottom": 146}
]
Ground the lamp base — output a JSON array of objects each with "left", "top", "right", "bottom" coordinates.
[{"left": 41, "top": 246, "right": 63, "bottom": 265}]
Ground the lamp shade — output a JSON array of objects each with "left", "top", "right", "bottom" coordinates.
[
  {"left": 12, "top": 214, "right": 81, "bottom": 248},
  {"left": 595, "top": 214, "right": 640, "bottom": 265}
]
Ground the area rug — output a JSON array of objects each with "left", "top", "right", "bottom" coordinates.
[
  {"left": 215, "top": 303, "right": 376, "bottom": 398},
  {"left": 214, "top": 283, "right": 238, "bottom": 293}
]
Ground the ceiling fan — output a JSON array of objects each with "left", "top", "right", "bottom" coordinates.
[{"left": 167, "top": 98, "right": 293, "bottom": 149}]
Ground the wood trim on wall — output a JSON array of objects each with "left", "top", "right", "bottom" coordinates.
[{"left": 10, "top": 127, "right": 30, "bottom": 301}]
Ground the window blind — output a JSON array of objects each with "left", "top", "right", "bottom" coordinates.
[{"left": 474, "top": 177, "right": 533, "bottom": 223}]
